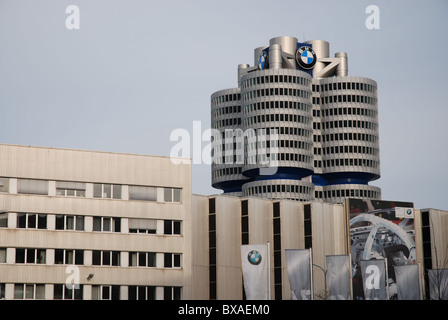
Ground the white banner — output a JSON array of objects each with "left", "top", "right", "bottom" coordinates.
[
  {"left": 428, "top": 269, "right": 448, "bottom": 300},
  {"left": 285, "top": 249, "right": 312, "bottom": 300},
  {"left": 241, "top": 244, "right": 269, "bottom": 300},
  {"left": 394, "top": 264, "right": 420, "bottom": 300},
  {"left": 360, "top": 259, "right": 387, "bottom": 300},
  {"left": 326, "top": 255, "right": 351, "bottom": 300}
]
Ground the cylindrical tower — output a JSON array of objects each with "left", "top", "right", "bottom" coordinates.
[
  {"left": 211, "top": 36, "right": 381, "bottom": 203},
  {"left": 240, "top": 68, "right": 314, "bottom": 201},
  {"left": 313, "top": 76, "right": 381, "bottom": 203},
  {"left": 211, "top": 88, "right": 248, "bottom": 196}
]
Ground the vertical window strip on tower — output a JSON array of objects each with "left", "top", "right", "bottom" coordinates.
[
  {"left": 208, "top": 198, "right": 217, "bottom": 300},
  {"left": 273, "top": 202, "right": 282, "bottom": 300},
  {"left": 241, "top": 200, "right": 248, "bottom": 300},
  {"left": 421, "top": 210, "right": 432, "bottom": 300},
  {"left": 304, "top": 204, "right": 312, "bottom": 249}
]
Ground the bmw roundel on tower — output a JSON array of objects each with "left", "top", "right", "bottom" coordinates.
[{"left": 296, "top": 46, "right": 316, "bottom": 70}]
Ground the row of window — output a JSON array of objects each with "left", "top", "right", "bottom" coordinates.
[
  {"left": 211, "top": 104, "right": 241, "bottom": 117},
  {"left": 212, "top": 117, "right": 241, "bottom": 129},
  {"left": 312, "top": 94, "right": 376, "bottom": 106},
  {"left": 212, "top": 166, "right": 243, "bottom": 179},
  {"left": 0, "top": 248, "right": 182, "bottom": 268},
  {"left": 313, "top": 157, "right": 379, "bottom": 169},
  {"left": 314, "top": 119, "right": 378, "bottom": 131},
  {"left": 0, "top": 283, "right": 181, "bottom": 300},
  {"left": 316, "top": 145, "right": 379, "bottom": 157},
  {"left": 211, "top": 93, "right": 241, "bottom": 106},
  {"left": 314, "top": 105, "right": 377, "bottom": 119},
  {"left": 0, "top": 178, "right": 182, "bottom": 203},
  {"left": 244, "top": 184, "right": 313, "bottom": 197},
  {"left": 245, "top": 152, "right": 312, "bottom": 165},
  {"left": 242, "top": 74, "right": 311, "bottom": 89},
  {"left": 320, "top": 132, "right": 378, "bottom": 144},
  {"left": 242, "top": 87, "right": 311, "bottom": 102},
  {"left": 312, "top": 81, "right": 375, "bottom": 93},
  {"left": 314, "top": 188, "right": 380, "bottom": 201},
  {"left": 0, "top": 213, "right": 181, "bottom": 235},
  {"left": 245, "top": 99, "right": 311, "bottom": 114},
  {"left": 243, "top": 112, "right": 311, "bottom": 127}
]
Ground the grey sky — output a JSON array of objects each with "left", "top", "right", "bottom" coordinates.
[{"left": 1, "top": 0, "right": 447, "bottom": 210}]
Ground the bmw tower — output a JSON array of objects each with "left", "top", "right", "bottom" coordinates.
[{"left": 211, "top": 36, "right": 381, "bottom": 204}]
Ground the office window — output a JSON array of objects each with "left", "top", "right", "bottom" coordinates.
[
  {"left": 93, "top": 184, "right": 122, "bottom": 199},
  {"left": 164, "top": 253, "right": 181, "bottom": 268},
  {"left": 0, "top": 248, "right": 6, "bottom": 263},
  {"left": 56, "top": 181, "right": 86, "bottom": 197},
  {"left": 55, "top": 215, "right": 84, "bottom": 231},
  {"left": 15, "top": 248, "right": 46, "bottom": 264},
  {"left": 164, "top": 286, "right": 182, "bottom": 300},
  {"left": 128, "top": 218, "right": 157, "bottom": 234},
  {"left": 128, "top": 286, "right": 156, "bottom": 300},
  {"left": 129, "top": 252, "right": 156, "bottom": 267},
  {"left": 53, "top": 284, "right": 83, "bottom": 300},
  {"left": 93, "top": 217, "right": 121, "bottom": 232},
  {"left": 55, "top": 249, "right": 84, "bottom": 265},
  {"left": 0, "top": 283, "right": 4, "bottom": 299},
  {"left": 164, "top": 220, "right": 181, "bottom": 235},
  {"left": 129, "top": 186, "right": 157, "bottom": 201},
  {"left": 92, "top": 285, "right": 120, "bottom": 300},
  {"left": 17, "top": 213, "right": 47, "bottom": 229},
  {"left": 164, "top": 188, "right": 181, "bottom": 203},
  {"left": 0, "top": 177, "right": 9, "bottom": 193},
  {"left": 17, "top": 179, "right": 48, "bottom": 195},
  {"left": 14, "top": 284, "right": 45, "bottom": 300},
  {"left": 0, "top": 213, "right": 7, "bottom": 228},
  {"left": 92, "top": 250, "right": 120, "bottom": 266}
]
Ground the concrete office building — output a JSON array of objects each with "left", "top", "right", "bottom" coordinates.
[
  {"left": 191, "top": 194, "right": 448, "bottom": 300},
  {"left": 0, "top": 144, "right": 192, "bottom": 300},
  {"left": 211, "top": 36, "right": 381, "bottom": 204},
  {"left": 0, "top": 143, "right": 447, "bottom": 300}
]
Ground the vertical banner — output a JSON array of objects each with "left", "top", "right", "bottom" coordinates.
[
  {"left": 360, "top": 259, "right": 387, "bottom": 300},
  {"left": 241, "top": 244, "right": 269, "bottom": 300},
  {"left": 285, "top": 249, "right": 312, "bottom": 300},
  {"left": 326, "top": 255, "right": 351, "bottom": 300},
  {"left": 347, "top": 199, "right": 416, "bottom": 300},
  {"left": 394, "top": 264, "right": 420, "bottom": 300},
  {"left": 428, "top": 269, "right": 448, "bottom": 300}
]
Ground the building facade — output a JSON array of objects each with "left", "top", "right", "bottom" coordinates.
[
  {"left": 211, "top": 36, "right": 381, "bottom": 204},
  {"left": 191, "top": 194, "right": 448, "bottom": 300},
  {"left": 0, "top": 144, "right": 192, "bottom": 300},
  {"left": 0, "top": 143, "right": 447, "bottom": 300}
]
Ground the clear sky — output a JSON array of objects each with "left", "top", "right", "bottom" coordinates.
[{"left": 0, "top": 0, "right": 447, "bottom": 210}]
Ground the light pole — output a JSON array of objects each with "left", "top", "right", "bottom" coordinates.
[{"left": 312, "top": 263, "right": 328, "bottom": 300}]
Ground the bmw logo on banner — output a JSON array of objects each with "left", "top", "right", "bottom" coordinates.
[
  {"left": 247, "top": 250, "right": 262, "bottom": 265},
  {"left": 296, "top": 46, "right": 317, "bottom": 70},
  {"left": 258, "top": 50, "right": 269, "bottom": 70}
]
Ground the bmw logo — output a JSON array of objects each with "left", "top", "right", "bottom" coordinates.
[
  {"left": 247, "top": 250, "right": 262, "bottom": 265},
  {"left": 406, "top": 209, "right": 413, "bottom": 216},
  {"left": 296, "top": 46, "right": 317, "bottom": 70},
  {"left": 258, "top": 51, "right": 269, "bottom": 70}
]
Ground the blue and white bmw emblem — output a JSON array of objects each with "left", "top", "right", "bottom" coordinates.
[
  {"left": 296, "top": 46, "right": 317, "bottom": 70},
  {"left": 248, "top": 250, "right": 262, "bottom": 265},
  {"left": 258, "top": 51, "right": 269, "bottom": 70}
]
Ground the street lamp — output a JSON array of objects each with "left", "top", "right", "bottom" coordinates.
[{"left": 313, "top": 263, "right": 328, "bottom": 300}]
